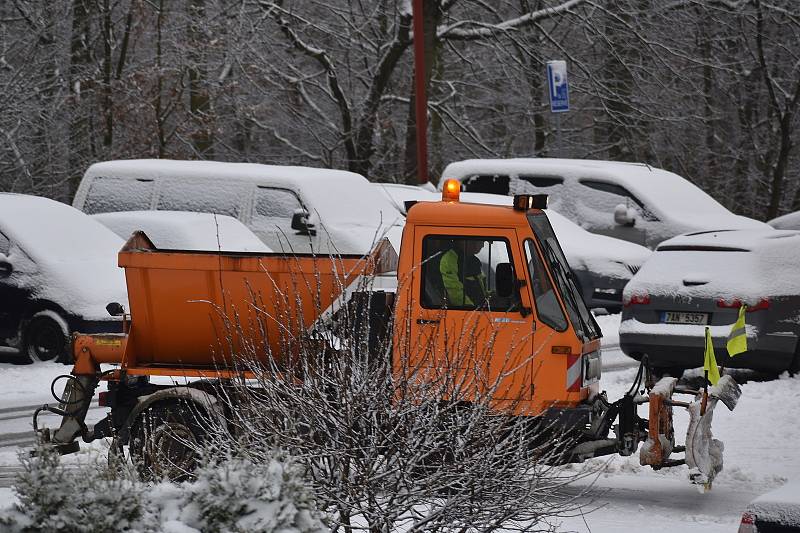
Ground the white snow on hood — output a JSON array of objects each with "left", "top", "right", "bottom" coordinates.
[
  {"left": 93, "top": 211, "right": 271, "bottom": 252},
  {"left": 626, "top": 229, "right": 800, "bottom": 302},
  {"left": 0, "top": 194, "right": 128, "bottom": 321}
]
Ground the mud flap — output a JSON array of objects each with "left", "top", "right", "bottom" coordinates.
[{"left": 685, "top": 375, "right": 741, "bottom": 492}]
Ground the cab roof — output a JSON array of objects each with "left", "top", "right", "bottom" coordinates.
[{"left": 406, "top": 199, "right": 538, "bottom": 228}]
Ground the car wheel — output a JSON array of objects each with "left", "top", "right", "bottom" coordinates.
[
  {"left": 23, "top": 311, "right": 70, "bottom": 363},
  {"left": 789, "top": 344, "right": 800, "bottom": 376}
]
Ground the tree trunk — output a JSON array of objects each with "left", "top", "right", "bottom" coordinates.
[
  {"left": 68, "top": 0, "right": 93, "bottom": 198},
  {"left": 187, "top": 0, "right": 214, "bottom": 158}
]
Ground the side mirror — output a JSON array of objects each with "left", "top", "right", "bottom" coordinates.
[
  {"left": 614, "top": 204, "right": 637, "bottom": 227},
  {"left": 495, "top": 263, "right": 514, "bottom": 298},
  {"left": 106, "top": 302, "right": 125, "bottom": 317},
  {"left": 291, "top": 210, "right": 317, "bottom": 236},
  {"left": 0, "top": 254, "right": 11, "bottom": 278}
]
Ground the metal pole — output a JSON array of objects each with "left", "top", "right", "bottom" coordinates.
[{"left": 412, "top": 0, "right": 429, "bottom": 184}]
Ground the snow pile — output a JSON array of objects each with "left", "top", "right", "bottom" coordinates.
[{"left": 1, "top": 447, "right": 326, "bottom": 533}]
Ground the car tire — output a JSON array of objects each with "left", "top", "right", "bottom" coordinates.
[
  {"left": 22, "top": 311, "right": 70, "bottom": 364},
  {"left": 789, "top": 344, "right": 800, "bottom": 376}
]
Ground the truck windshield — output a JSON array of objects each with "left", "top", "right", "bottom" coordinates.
[{"left": 527, "top": 213, "right": 601, "bottom": 342}]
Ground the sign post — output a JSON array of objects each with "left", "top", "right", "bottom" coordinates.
[{"left": 546, "top": 60, "right": 569, "bottom": 157}]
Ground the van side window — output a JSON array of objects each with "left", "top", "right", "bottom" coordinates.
[
  {"left": 0, "top": 231, "right": 10, "bottom": 256},
  {"left": 421, "top": 235, "right": 519, "bottom": 312},
  {"left": 254, "top": 187, "right": 304, "bottom": 219},
  {"left": 519, "top": 176, "right": 563, "bottom": 188},
  {"left": 83, "top": 177, "right": 155, "bottom": 214},
  {"left": 157, "top": 179, "right": 248, "bottom": 217},
  {"left": 579, "top": 179, "right": 658, "bottom": 220},
  {"left": 461, "top": 174, "right": 510, "bottom": 195}
]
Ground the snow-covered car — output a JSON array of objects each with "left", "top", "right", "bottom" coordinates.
[
  {"left": 439, "top": 158, "right": 768, "bottom": 248},
  {"left": 0, "top": 194, "right": 128, "bottom": 363},
  {"left": 73, "top": 160, "right": 404, "bottom": 255},
  {"left": 738, "top": 480, "right": 800, "bottom": 532},
  {"left": 620, "top": 229, "right": 800, "bottom": 375},
  {"left": 375, "top": 183, "right": 651, "bottom": 311},
  {"left": 768, "top": 210, "right": 800, "bottom": 230},
  {"left": 93, "top": 211, "right": 272, "bottom": 252}
]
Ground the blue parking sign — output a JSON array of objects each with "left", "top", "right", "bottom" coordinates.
[{"left": 547, "top": 60, "right": 569, "bottom": 113}]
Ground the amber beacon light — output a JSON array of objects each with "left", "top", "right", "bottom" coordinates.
[{"left": 442, "top": 179, "right": 461, "bottom": 202}]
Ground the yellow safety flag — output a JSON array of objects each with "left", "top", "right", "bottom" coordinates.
[
  {"left": 704, "top": 327, "right": 721, "bottom": 386},
  {"left": 726, "top": 304, "right": 748, "bottom": 357}
]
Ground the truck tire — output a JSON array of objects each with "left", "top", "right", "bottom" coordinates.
[
  {"left": 129, "top": 402, "right": 207, "bottom": 481},
  {"left": 23, "top": 311, "right": 69, "bottom": 363}
]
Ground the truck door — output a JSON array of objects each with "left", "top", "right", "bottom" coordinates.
[{"left": 409, "top": 227, "right": 535, "bottom": 402}]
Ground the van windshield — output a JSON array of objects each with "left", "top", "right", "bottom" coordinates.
[{"left": 527, "top": 213, "right": 601, "bottom": 342}]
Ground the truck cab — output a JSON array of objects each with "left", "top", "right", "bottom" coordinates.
[{"left": 393, "top": 184, "right": 602, "bottom": 417}]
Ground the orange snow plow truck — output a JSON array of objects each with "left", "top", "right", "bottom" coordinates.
[{"left": 34, "top": 184, "right": 741, "bottom": 489}]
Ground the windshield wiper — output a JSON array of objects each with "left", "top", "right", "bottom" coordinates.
[{"left": 543, "top": 241, "right": 590, "bottom": 340}]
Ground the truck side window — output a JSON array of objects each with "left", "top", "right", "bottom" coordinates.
[
  {"left": 524, "top": 240, "right": 568, "bottom": 331},
  {"left": 83, "top": 177, "right": 155, "bottom": 214},
  {"left": 421, "top": 236, "right": 519, "bottom": 312}
]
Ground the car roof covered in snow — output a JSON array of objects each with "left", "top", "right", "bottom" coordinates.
[
  {"left": 82, "top": 159, "right": 403, "bottom": 230},
  {"left": 656, "top": 228, "right": 800, "bottom": 252},
  {"left": 440, "top": 158, "right": 768, "bottom": 228},
  {"left": 768, "top": 211, "right": 800, "bottom": 230},
  {"left": 747, "top": 480, "right": 800, "bottom": 527},
  {"left": 93, "top": 211, "right": 272, "bottom": 252},
  {"left": 0, "top": 193, "right": 123, "bottom": 262}
]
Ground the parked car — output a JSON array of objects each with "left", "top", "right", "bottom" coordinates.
[
  {"left": 620, "top": 229, "right": 800, "bottom": 375},
  {"left": 439, "top": 158, "right": 768, "bottom": 248},
  {"left": 738, "top": 480, "right": 800, "bottom": 532},
  {"left": 768, "top": 210, "right": 800, "bottom": 230},
  {"left": 73, "top": 159, "right": 404, "bottom": 255},
  {"left": 375, "top": 183, "right": 651, "bottom": 311},
  {"left": 93, "top": 211, "right": 272, "bottom": 252},
  {"left": 0, "top": 194, "right": 127, "bottom": 363}
]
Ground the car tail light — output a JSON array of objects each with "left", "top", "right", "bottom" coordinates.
[
  {"left": 98, "top": 391, "right": 109, "bottom": 407},
  {"left": 737, "top": 511, "right": 757, "bottom": 533},
  {"left": 716, "top": 298, "right": 770, "bottom": 312},
  {"left": 624, "top": 293, "right": 650, "bottom": 307}
]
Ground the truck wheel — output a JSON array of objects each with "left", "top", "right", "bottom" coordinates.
[
  {"left": 129, "top": 403, "right": 206, "bottom": 481},
  {"left": 23, "top": 311, "right": 69, "bottom": 363}
]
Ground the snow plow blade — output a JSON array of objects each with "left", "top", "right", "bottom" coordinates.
[
  {"left": 685, "top": 375, "right": 741, "bottom": 491},
  {"left": 639, "top": 374, "right": 741, "bottom": 491}
]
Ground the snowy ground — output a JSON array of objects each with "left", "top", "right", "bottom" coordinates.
[{"left": 0, "top": 314, "right": 795, "bottom": 532}]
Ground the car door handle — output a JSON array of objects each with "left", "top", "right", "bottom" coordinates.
[{"left": 416, "top": 318, "right": 440, "bottom": 325}]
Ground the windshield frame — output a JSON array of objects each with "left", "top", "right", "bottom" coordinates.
[{"left": 527, "top": 212, "right": 602, "bottom": 342}]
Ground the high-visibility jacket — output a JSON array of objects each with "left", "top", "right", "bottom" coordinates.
[{"left": 439, "top": 248, "right": 488, "bottom": 307}]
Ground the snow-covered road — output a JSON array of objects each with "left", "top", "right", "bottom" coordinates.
[{"left": 0, "top": 316, "right": 795, "bottom": 532}]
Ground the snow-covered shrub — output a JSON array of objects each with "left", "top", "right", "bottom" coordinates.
[
  {"left": 158, "top": 451, "right": 327, "bottom": 533},
  {"left": 2, "top": 444, "right": 326, "bottom": 533},
  {"left": 3, "top": 444, "right": 145, "bottom": 533}
]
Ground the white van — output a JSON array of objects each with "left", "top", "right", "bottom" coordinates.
[
  {"left": 440, "top": 158, "right": 768, "bottom": 248},
  {"left": 73, "top": 160, "right": 404, "bottom": 255}
]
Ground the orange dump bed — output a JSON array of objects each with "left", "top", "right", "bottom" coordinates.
[{"left": 107, "top": 233, "right": 382, "bottom": 370}]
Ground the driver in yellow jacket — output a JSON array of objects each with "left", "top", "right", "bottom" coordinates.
[{"left": 439, "top": 240, "right": 489, "bottom": 307}]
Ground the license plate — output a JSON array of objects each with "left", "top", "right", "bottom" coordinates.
[{"left": 662, "top": 311, "right": 709, "bottom": 325}]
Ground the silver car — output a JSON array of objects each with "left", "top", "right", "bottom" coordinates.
[{"left": 620, "top": 229, "right": 800, "bottom": 375}]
